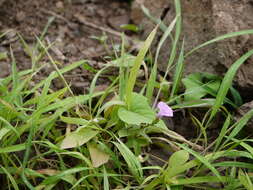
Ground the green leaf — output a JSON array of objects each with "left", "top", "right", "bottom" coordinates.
[
  {"left": 165, "top": 150, "right": 190, "bottom": 178},
  {"left": 168, "top": 150, "right": 189, "bottom": 168},
  {"left": 118, "top": 93, "right": 156, "bottom": 125},
  {"left": 118, "top": 108, "right": 152, "bottom": 125},
  {"left": 182, "top": 73, "right": 221, "bottom": 101},
  {"left": 120, "top": 24, "right": 139, "bottom": 32},
  {"left": 182, "top": 73, "right": 206, "bottom": 101},
  {"left": 60, "top": 116, "right": 89, "bottom": 126},
  {"left": 60, "top": 128, "right": 99, "bottom": 149},
  {"left": 82, "top": 62, "right": 97, "bottom": 73}
]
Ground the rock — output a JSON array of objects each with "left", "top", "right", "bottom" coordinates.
[
  {"left": 56, "top": 1, "right": 64, "bottom": 9},
  {"left": 131, "top": 0, "right": 253, "bottom": 89},
  {"left": 0, "top": 0, "right": 6, "bottom": 7},
  {"left": 16, "top": 11, "right": 26, "bottom": 22},
  {"left": 212, "top": 0, "right": 253, "bottom": 88}
]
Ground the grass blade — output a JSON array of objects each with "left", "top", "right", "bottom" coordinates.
[
  {"left": 170, "top": 39, "right": 184, "bottom": 98},
  {"left": 186, "top": 30, "right": 253, "bottom": 57},
  {"left": 42, "top": 167, "right": 89, "bottom": 185},
  {"left": 146, "top": 17, "right": 177, "bottom": 102},
  {"left": 141, "top": 5, "right": 167, "bottom": 32},
  {"left": 223, "top": 109, "right": 253, "bottom": 146},
  {"left": 0, "top": 143, "right": 26, "bottom": 153},
  {"left": 103, "top": 167, "right": 110, "bottom": 190},
  {"left": 153, "top": 0, "right": 181, "bottom": 106},
  {"left": 171, "top": 176, "right": 230, "bottom": 185},
  {"left": 30, "top": 60, "right": 85, "bottom": 93},
  {"left": 209, "top": 49, "right": 253, "bottom": 122},
  {"left": 126, "top": 26, "right": 157, "bottom": 107},
  {"left": 176, "top": 143, "right": 222, "bottom": 180},
  {"left": 113, "top": 140, "right": 143, "bottom": 183},
  {"left": 214, "top": 114, "right": 231, "bottom": 151}
]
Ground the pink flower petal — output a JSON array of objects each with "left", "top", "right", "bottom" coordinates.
[{"left": 157, "top": 102, "right": 173, "bottom": 117}]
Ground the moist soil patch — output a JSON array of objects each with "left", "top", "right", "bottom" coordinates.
[{"left": 0, "top": 0, "right": 131, "bottom": 92}]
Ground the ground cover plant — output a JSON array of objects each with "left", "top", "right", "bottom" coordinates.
[{"left": 1, "top": 0, "right": 253, "bottom": 189}]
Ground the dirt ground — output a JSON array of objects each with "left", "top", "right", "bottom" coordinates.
[{"left": 0, "top": 0, "right": 132, "bottom": 92}]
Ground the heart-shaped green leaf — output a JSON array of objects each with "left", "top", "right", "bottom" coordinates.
[{"left": 118, "top": 93, "right": 156, "bottom": 125}]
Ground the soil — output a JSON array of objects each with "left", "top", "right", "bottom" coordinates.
[{"left": 0, "top": 0, "right": 131, "bottom": 93}]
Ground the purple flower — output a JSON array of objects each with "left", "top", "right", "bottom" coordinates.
[{"left": 157, "top": 102, "right": 173, "bottom": 118}]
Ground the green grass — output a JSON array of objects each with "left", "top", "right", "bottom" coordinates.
[{"left": 1, "top": 0, "right": 253, "bottom": 189}]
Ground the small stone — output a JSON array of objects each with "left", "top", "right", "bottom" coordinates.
[
  {"left": 56, "top": 1, "right": 64, "bottom": 9},
  {"left": 16, "top": 11, "right": 26, "bottom": 22}
]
